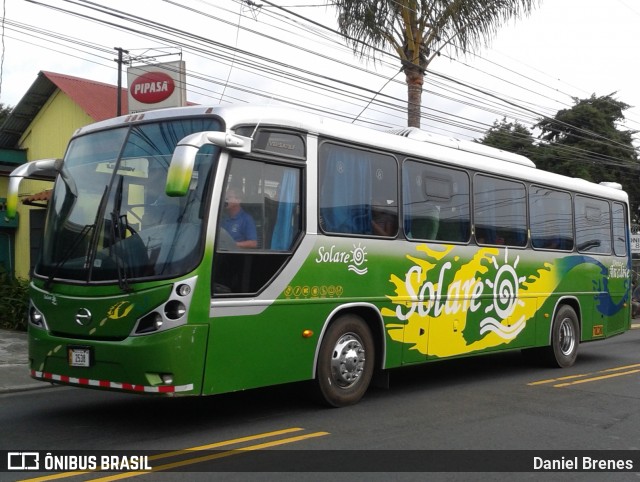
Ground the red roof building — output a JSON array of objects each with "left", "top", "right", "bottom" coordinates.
[
  {"left": 0, "top": 71, "right": 128, "bottom": 149},
  {"left": 0, "top": 71, "right": 129, "bottom": 278}
]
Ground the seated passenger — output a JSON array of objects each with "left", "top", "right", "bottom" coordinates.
[
  {"left": 372, "top": 204, "right": 397, "bottom": 236},
  {"left": 221, "top": 187, "right": 258, "bottom": 248}
]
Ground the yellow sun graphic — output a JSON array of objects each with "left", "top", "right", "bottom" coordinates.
[{"left": 384, "top": 245, "right": 562, "bottom": 358}]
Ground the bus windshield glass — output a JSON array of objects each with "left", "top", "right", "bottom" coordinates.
[{"left": 37, "top": 117, "right": 222, "bottom": 285}]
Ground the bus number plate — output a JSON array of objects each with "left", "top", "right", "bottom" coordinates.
[{"left": 68, "top": 347, "right": 91, "bottom": 367}]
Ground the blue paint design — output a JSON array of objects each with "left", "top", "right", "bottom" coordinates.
[{"left": 556, "top": 255, "right": 629, "bottom": 316}]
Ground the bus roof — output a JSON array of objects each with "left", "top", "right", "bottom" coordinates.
[
  {"left": 385, "top": 126, "right": 536, "bottom": 168},
  {"left": 72, "top": 104, "right": 629, "bottom": 203}
]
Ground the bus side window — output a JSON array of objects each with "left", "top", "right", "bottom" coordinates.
[
  {"left": 612, "top": 202, "right": 628, "bottom": 257},
  {"left": 474, "top": 175, "right": 526, "bottom": 247},
  {"left": 370, "top": 161, "right": 398, "bottom": 237},
  {"left": 530, "top": 186, "right": 574, "bottom": 251},
  {"left": 575, "top": 196, "right": 611, "bottom": 254},
  {"left": 403, "top": 160, "right": 470, "bottom": 243},
  {"left": 319, "top": 142, "right": 397, "bottom": 237},
  {"left": 212, "top": 159, "right": 302, "bottom": 296}
]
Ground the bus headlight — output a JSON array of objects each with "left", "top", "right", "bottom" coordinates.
[
  {"left": 132, "top": 277, "right": 196, "bottom": 336},
  {"left": 29, "top": 306, "right": 45, "bottom": 327},
  {"left": 135, "top": 312, "right": 163, "bottom": 334},
  {"left": 176, "top": 283, "right": 191, "bottom": 297},
  {"left": 164, "top": 300, "right": 186, "bottom": 320}
]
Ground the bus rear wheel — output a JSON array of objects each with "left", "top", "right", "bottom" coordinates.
[
  {"left": 315, "top": 314, "right": 374, "bottom": 407},
  {"left": 545, "top": 305, "right": 579, "bottom": 368}
]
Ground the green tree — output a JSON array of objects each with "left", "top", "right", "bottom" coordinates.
[
  {"left": 478, "top": 117, "right": 537, "bottom": 159},
  {"left": 479, "top": 94, "right": 640, "bottom": 217},
  {"left": 536, "top": 93, "right": 640, "bottom": 214},
  {"left": 331, "top": 0, "right": 539, "bottom": 127}
]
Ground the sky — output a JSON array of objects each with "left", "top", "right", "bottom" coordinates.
[{"left": 1, "top": 0, "right": 639, "bottom": 144}]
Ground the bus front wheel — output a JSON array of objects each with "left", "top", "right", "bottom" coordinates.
[
  {"left": 315, "top": 314, "right": 374, "bottom": 407},
  {"left": 546, "top": 305, "right": 579, "bottom": 368}
]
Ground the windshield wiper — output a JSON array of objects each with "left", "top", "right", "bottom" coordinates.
[
  {"left": 110, "top": 175, "right": 131, "bottom": 292},
  {"left": 44, "top": 223, "right": 93, "bottom": 290},
  {"left": 85, "top": 185, "right": 109, "bottom": 280}
]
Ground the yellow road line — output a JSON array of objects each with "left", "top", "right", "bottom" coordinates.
[
  {"left": 146, "top": 426, "right": 305, "bottom": 462},
  {"left": 18, "top": 427, "right": 325, "bottom": 482},
  {"left": 91, "top": 431, "right": 330, "bottom": 481},
  {"left": 527, "top": 373, "right": 590, "bottom": 386},
  {"left": 600, "top": 363, "right": 640, "bottom": 372},
  {"left": 529, "top": 363, "right": 640, "bottom": 387},
  {"left": 553, "top": 368, "right": 640, "bottom": 387}
]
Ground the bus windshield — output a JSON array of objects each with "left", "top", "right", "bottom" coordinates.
[{"left": 37, "top": 117, "right": 222, "bottom": 286}]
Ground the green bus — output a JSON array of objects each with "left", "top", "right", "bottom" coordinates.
[{"left": 7, "top": 105, "right": 631, "bottom": 407}]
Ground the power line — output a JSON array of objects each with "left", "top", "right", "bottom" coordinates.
[{"left": 9, "top": 0, "right": 639, "bottom": 171}]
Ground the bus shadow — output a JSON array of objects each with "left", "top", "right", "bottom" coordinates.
[
  {"left": 36, "top": 380, "right": 313, "bottom": 437},
  {"left": 33, "top": 344, "right": 624, "bottom": 440}
]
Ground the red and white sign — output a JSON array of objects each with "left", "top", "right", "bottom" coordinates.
[
  {"left": 130, "top": 72, "right": 175, "bottom": 104},
  {"left": 127, "top": 60, "right": 187, "bottom": 113}
]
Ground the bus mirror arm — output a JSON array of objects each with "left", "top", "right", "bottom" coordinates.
[
  {"left": 167, "top": 131, "right": 252, "bottom": 196},
  {"left": 175, "top": 131, "right": 252, "bottom": 153},
  {"left": 5, "top": 158, "right": 62, "bottom": 219},
  {"left": 206, "top": 131, "right": 252, "bottom": 153}
]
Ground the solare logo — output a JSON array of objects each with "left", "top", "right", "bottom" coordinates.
[
  {"left": 44, "top": 294, "right": 57, "bottom": 305},
  {"left": 395, "top": 248, "right": 527, "bottom": 340},
  {"left": 315, "top": 243, "right": 368, "bottom": 275},
  {"left": 608, "top": 260, "right": 629, "bottom": 279},
  {"left": 130, "top": 72, "right": 175, "bottom": 104}
]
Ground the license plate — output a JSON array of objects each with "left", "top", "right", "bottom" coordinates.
[{"left": 68, "top": 347, "right": 91, "bottom": 367}]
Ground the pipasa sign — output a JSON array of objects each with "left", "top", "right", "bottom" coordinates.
[
  {"left": 130, "top": 72, "right": 175, "bottom": 104},
  {"left": 127, "top": 60, "right": 187, "bottom": 113}
]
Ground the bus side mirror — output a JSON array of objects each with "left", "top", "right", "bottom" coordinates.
[
  {"left": 5, "top": 158, "right": 62, "bottom": 219},
  {"left": 167, "top": 131, "right": 252, "bottom": 197}
]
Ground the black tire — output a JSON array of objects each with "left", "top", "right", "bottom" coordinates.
[
  {"left": 315, "top": 314, "right": 374, "bottom": 407},
  {"left": 545, "top": 305, "right": 579, "bottom": 368}
]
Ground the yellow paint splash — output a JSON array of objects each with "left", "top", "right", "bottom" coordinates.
[{"left": 383, "top": 245, "right": 562, "bottom": 358}]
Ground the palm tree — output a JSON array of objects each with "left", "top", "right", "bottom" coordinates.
[{"left": 332, "top": 0, "right": 539, "bottom": 128}]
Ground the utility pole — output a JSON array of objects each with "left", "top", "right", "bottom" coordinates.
[{"left": 114, "top": 47, "right": 129, "bottom": 116}]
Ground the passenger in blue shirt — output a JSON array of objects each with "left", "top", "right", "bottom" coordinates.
[{"left": 221, "top": 187, "right": 257, "bottom": 248}]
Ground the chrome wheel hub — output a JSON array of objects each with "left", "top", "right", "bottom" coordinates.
[
  {"left": 331, "top": 333, "right": 366, "bottom": 388},
  {"left": 559, "top": 318, "right": 575, "bottom": 355}
]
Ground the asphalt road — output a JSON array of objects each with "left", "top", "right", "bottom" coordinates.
[{"left": 1, "top": 326, "right": 639, "bottom": 481}]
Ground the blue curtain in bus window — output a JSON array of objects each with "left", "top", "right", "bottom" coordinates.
[
  {"left": 271, "top": 168, "right": 298, "bottom": 250},
  {"left": 320, "top": 145, "right": 372, "bottom": 234}
]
